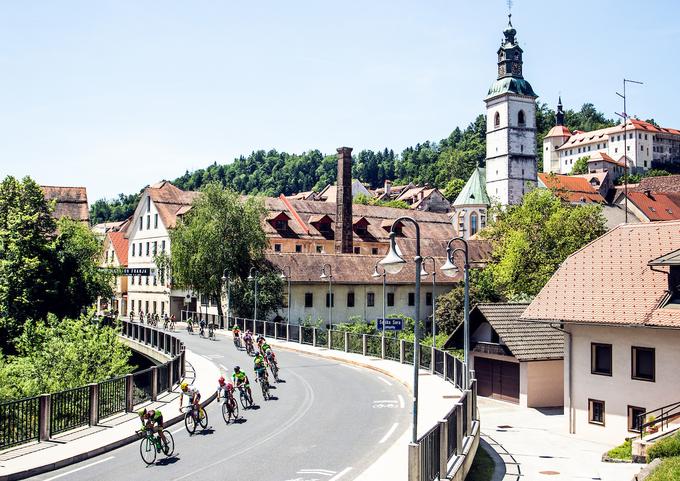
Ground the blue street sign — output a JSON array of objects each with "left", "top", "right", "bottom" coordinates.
[{"left": 377, "top": 318, "right": 404, "bottom": 331}]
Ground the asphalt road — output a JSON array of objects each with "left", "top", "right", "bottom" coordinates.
[{"left": 28, "top": 329, "right": 410, "bottom": 481}]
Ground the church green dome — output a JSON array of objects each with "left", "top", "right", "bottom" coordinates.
[{"left": 486, "top": 77, "right": 537, "bottom": 99}]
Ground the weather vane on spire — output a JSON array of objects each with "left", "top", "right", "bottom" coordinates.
[{"left": 507, "top": 0, "right": 513, "bottom": 25}]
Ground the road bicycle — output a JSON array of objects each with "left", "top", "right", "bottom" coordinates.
[
  {"left": 136, "top": 428, "right": 174, "bottom": 465},
  {"left": 181, "top": 404, "right": 208, "bottom": 434},
  {"left": 220, "top": 393, "right": 240, "bottom": 424},
  {"left": 237, "top": 385, "right": 253, "bottom": 409},
  {"left": 199, "top": 322, "right": 206, "bottom": 338},
  {"left": 187, "top": 321, "right": 194, "bottom": 334},
  {"left": 245, "top": 338, "right": 254, "bottom": 356},
  {"left": 233, "top": 335, "right": 242, "bottom": 350},
  {"left": 257, "top": 373, "right": 270, "bottom": 401},
  {"left": 208, "top": 323, "right": 216, "bottom": 340},
  {"left": 267, "top": 355, "right": 280, "bottom": 382}
]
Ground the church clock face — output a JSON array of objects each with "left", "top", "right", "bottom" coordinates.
[
  {"left": 498, "top": 64, "right": 507, "bottom": 76},
  {"left": 511, "top": 62, "right": 522, "bottom": 75}
]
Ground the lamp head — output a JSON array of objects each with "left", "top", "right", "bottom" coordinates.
[
  {"left": 320, "top": 270, "right": 328, "bottom": 280},
  {"left": 221, "top": 275, "right": 227, "bottom": 283},
  {"left": 420, "top": 264, "right": 429, "bottom": 278},
  {"left": 379, "top": 232, "right": 406, "bottom": 275},
  {"left": 279, "top": 272, "right": 286, "bottom": 280},
  {"left": 440, "top": 249, "right": 459, "bottom": 278},
  {"left": 247, "top": 274, "right": 253, "bottom": 281},
  {"left": 371, "top": 265, "right": 381, "bottom": 278}
]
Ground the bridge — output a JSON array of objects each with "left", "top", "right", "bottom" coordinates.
[{"left": 0, "top": 318, "right": 479, "bottom": 481}]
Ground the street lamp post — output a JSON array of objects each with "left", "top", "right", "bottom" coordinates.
[
  {"left": 421, "top": 256, "right": 437, "bottom": 348},
  {"left": 441, "top": 237, "right": 470, "bottom": 386},
  {"left": 247, "top": 267, "right": 258, "bottom": 325},
  {"left": 372, "top": 262, "right": 387, "bottom": 337},
  {"left": 279, "top": 266, "right": 292, "bottom": 323},
  {"left": 220, "top": 269, "right": 231, "bottom": 328},
  {"left": 379, "top": 216, "right": 422, "bottom": 444},
  {"left": 320, "top": 264, "right": 333, "bottom": 327}
]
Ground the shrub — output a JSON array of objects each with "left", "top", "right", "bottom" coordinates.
[
  {"left": 607, "top": 439, "right": 632, "bottom": 461},
  {"left": 646, "top": 456, "right": 680, "bottom": 481},
  {"left": 648, "top": 432, "right": 680, "bottom": 461}
]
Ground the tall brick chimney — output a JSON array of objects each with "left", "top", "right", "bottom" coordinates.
[{"left": 336, "top": 146, "right": 353, "bottom": 254}]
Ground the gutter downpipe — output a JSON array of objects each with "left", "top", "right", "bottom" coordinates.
[{"left": 550, "top": 323, "right": 573, "bottom": 434}]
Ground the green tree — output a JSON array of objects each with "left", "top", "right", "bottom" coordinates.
[
  {"left": 480, "top": 188, "right": 607, "bottom": 299},
  {"left": 169, "top": 183, "right": 279, "bottom": 318},
  {"left": 571, "top": 156, "right": 590, "bottom": 175},
  {"left": 229, "top": 267, "right": 284, "bottom": 319},
  {"left": 442, "top": 178, "right": 466, "bottom": 202},
  {"left": 0, "top": 314, "right": 133, "bottom": 401}
]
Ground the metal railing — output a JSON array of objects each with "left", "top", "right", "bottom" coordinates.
[
  {"left": 419, "top": 424, "right": 441, "bottom": 481},
  {"left": 0, "top": 320, "right": 185, "bottom": 450},
  {"left": 637, "top": 400, "right": 680, "bottom": 438}
]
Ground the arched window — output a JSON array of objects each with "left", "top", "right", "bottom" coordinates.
[
  {"left": 470, "top": 212, "right": 478, "bottom": 236},
  {"left": 494, "top": 112, "right": 500, "bottom": 128},
  {"left": 518, "top": 110, "right": 525, "bottom": 126}
]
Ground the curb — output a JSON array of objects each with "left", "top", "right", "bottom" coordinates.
[{"left": 0, "top": 366, "right": 218, "bottom": 481}]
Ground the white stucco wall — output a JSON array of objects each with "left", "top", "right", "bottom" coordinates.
[{"left": 567, "top": 324, "right": 680, "bottom": 445}]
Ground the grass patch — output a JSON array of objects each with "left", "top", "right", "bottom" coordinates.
[
  {"left": 466, "top": 445, "right": 495, "bottom": 481},
  {"left": 647, "top": 456, "right": 680, "bottom": 481},
  {"left": 607, "top": 439, "right": 632, "bottom": 461},
  {"left": 649, "top": 432, "right": 680, "bottom": 461}
]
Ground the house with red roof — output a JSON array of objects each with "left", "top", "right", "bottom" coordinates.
[
  {"left": 521, "top": 221, "right": 680, "bottom": 445},
  {"left": 99, "top": 230, "right": 129, "bottom": 316}
]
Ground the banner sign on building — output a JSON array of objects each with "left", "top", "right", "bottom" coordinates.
[{"left": 99, "top": 267, "right": 154, "bottom": 276}]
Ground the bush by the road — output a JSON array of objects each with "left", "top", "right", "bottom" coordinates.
[
  {"left": 649, "top": 433, "right": 680, "bottom": 461},
  {"left": 647, "top": 456, "right": 680, "bottom": 481}
]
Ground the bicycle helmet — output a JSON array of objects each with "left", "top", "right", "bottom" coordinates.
[
  {"left": 180, "top": 382, "right": 189, "bottom": 391},
  {"left": 218, "top": 376, "right": 225, "bottom": 384},
  {"left": 234, "top": 366, "right": 241, "bottom": 373},
  {"left": 137, "top": 408, "right": 146, "bottom": 417}
]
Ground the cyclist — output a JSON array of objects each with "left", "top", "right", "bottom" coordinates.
[
  {"left": 187, "top": 316, "right": 194, "bottom": 333},
  {"left": 169, "top": 314, "right": 176, "bottom": 331},
  {"left": 232, "top": 324, "right": 242, "bottom": 348},
  {"left": 216, "top": 376, "right": 234, "bottom": 399},
  {"left": 257, "top": 336, "right": 271, "bottom": 357},
  {"left": 130, "top": 311, "right": 135, "bottom": 322},
  {"left": 199, "top": 317, "right": 206, "bottom": 336},
  {"left": 232, "top": 366, "right": 252, "bottom": 403},
  {"left": 253, "top": 353, "right": 268, "bottom": 383},
  {"left": 138, "top": 408, "right": 168, "bottom": 445},
  {"left": 243, "top": 329, "right": 254, "bottom": 354},
  {"left": 179, "top": 382, "right": 202, "bottom": 420}
]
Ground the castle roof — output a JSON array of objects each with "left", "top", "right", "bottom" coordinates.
[{"left": 453, "top": 168, "right": 490, "bottom": 207}]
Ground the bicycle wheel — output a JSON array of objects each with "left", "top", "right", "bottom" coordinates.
[
  {"left": 230, "top": 398, "right": 239, "bottom": 420},
  {"left": 161, "top": 431, "right": 175, "bottom": 456},
  {"left": 184, "top": 411, "right": 197, "bottom": 434},
  {"left": 221, "top": 402, "right": 230, "bottom": 423},
  {"left": 271, "top": 363, "right": 279, "bottom": 381},
  {"left": 140, "top": 437, "right": 156, "bottom": 465},
  {"left": 261, "top": 380, "right": 269, "bottom": 400},
  {"left": 198, "top": 407, "right": 208, "bottom": 429},
  {"left": 239, "top": 390, "right": 248, "bottom": 409}
]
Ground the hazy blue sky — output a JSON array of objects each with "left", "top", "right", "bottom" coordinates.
[{"left": 1, "top": 0, "right": 678, "bottom": 202}]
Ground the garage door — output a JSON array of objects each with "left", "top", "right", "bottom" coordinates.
[{"left": 474, "top": 357, "right": 519, "bottom": 404}]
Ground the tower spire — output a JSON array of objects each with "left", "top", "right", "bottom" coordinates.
[{"left": 556, "top": 97, "right": 565, "bottom": 126}]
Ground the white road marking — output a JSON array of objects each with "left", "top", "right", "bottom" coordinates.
[
  {"left": 297, "top": 468, "right": 336, "bottom": 475},
  {"left": 343, "top": 365, "right": 362, "bottom": 372},
  {"left": 219, "top": 363, "right": 228, "bottom": 371},
  {"left": 398, "top": 394, "right": 405, "bottom": 409},
  {"left": 379, "top": 423, "right": 399, "bottom": 444},
  {"left": 203, "top": 354, "right": 223, "bottom": 359},
  {"left": 377, "top": 377, "right": 392, "bottom": 386},
  {"left": 328, "top": 467, "right": 352, "bottom": 481},
  {"left": 170, "top": 427, "right": 185, "bottom": 434},
  {"left": 42, "top": 456, "right": 114, "bottom": 481}
]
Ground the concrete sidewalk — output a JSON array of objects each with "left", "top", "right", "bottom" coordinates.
[
  {"left": 0, "top": 350, "right": 220, "bottom": 481},
  {"left": 478, "top": 397, "right": 644, "bottom": 481},
  {"left": 216, "top": 329, "right": 464, "bottom": 481}
]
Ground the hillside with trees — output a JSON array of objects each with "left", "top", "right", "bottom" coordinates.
[{"left": 90, "top": 102, "right": 616, "bottom": 224}]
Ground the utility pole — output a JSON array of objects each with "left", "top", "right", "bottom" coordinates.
[{"left": 616, "top": 78, "right": 643, "bottom": 224}]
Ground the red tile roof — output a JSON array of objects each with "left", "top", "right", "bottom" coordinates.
[
  {"left": 146, "top": 181, "right": 200, "bottom": 229},
  {"left": 544, "top": 125, "right": 572, "bottom": 139},
  {"left": 108, "top": 231, "right": 129, "bottom": 266},
  {"left": 633, "top": 175, "right": 680, "bottom": 194},
  {"left": 522, "top": 221, "right": 680, "bottom": 328},
  {"left": 537, "top": 173, "right": 606, "bottom": 203},
  {"left": 627, "top": 192, "right": 680, "bottom": 221}
]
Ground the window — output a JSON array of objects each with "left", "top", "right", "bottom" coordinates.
[
  {"left": 146, "top": 242, "right": 150, "bottom": 256},
  {"left": 353, "top": 246, "right": 361, "bottom": 254},
  {"left": 367, "top": 292, "right": 375, "bottom": 307},
  {"left": 153, "top": 241, "right": 157, "bottom": 255},
  {"left": 645, "top": 134, "right": 648, "bottom": 140},
  {"left": 201, "top": 294, "right": 208, "bottom": 306},
  {"left": 628, "top": 406, "right": 645, "bottom": 432},
  {"left": 347, "top": 292, "right": 355, "bottom": 307},
  {"left": 316, "top": 245, "right": 323, "bottom": 253},
  {"left": 372, "top": 247, "right": 379, "bottom": 255},
  {"left": 641, "top": 145, "right": 644, "bottom": 151},
  {"left": 518, "top": 110, "right": 525, "bottom": 126},
  {"left": 589, "top": 399, "right": 605, "bottom": 426},
  {"left": 145, "top": 276, "right": 149, "bottom": 285},
  {"left": 325, "top": 293, "right": 334, "bottom": 308},
  {"left": 629, "top": 133, "right": 633, "bottom": 139},
  {"left": 145, "top": 300, "right": 149, "bottom": 313},
  {"left": 644, "top": 161, "right": 648, "bottom": 168},
  {"left": 152, "top": 275, "right": 157, "bottom": 286},
  {"left": 627, "top": 146, "right": 630, "bottom": 151},
  {"left": 146, "top": 196, "right": 150, "bottom": 212},
  {"left": 615, "top": 148, "right": 618, "bottom": 153},
  {"left": 274, "top": 220, "right": 287, "bottom": 230},
  {"left": 470, "top": 212, "right": 478, "bottom": 236},
  {"left": 131, "top": 300, "right": 135, "bottom": 312},
  {"left": 274, "top": 243, "right": 282, "bottom": 252},
  {"left": 161, "top": 302, "right": 165, "bottom": 315},
  {"left": 408, "top": 293, "right": 415, "bottom": 306},
  {"left": 139, "top": 243, "right": 142, "bottom": 256},
  {"left": 146, "top": 215, "right": 150, "bottom": 229},
  {"left": 304, "top": 292, "right": 313, "bottom": 308},
  {"left": 139, "top": 217, "right": 143, "bottom": 231},
  {"left": 426, "top": 292, "right": 432, "bottom": 306},
  {"left": 591, "top": 343, "right": 612, "bottom": 376},
  {"left": 387, "top": 292, "right": 394, "bottom": 307},
  {"left": 494, "top": 112, "right": 500, "bottom": 128},
  {"left": 131, "top": 276, "right": 135, "bottom": 285},
  {"left": 295, "top": 244, "right": 302, "bottom": 253},
  {"left": 152, "top": 301, "right": 157, "bottom": 313},
  {"left": 154, "top": 214, "right": 158, "bottom": 228},
  {"left": 161, "top": 240, "right": 166, "bottom": 252},
  {"left": 138, "top": 275, "right": 142, "bottom": 285},
  {"left": 632, "top": 346, "right": 655, "bottom": 381},
  {"left": 132, "top": 244, "right": 136, "bottom": 256}
]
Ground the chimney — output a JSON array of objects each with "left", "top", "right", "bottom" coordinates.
[
  {"left": 336, "top": 146, "right": 354, "bottom": 254},
  {"left": 384, "top": 180, "right": 392, "bottom": 196}
]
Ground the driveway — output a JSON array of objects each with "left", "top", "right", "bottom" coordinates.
[{"left": 478, "top": 397, "right": 644, "bottom": 481}]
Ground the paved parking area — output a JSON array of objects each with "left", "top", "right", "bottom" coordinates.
[{"left": 478, "top": 397, "right": 644, "bottom": 481}]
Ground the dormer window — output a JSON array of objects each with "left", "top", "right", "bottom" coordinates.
[
  {"left": 353, "top": 217, "right": 370, "bottom": 237},
  {"left": 309, "top": 214, "right": 334, "bottom": 238},
  {"left": 268, "top": 211, "right": 292, "bottom": 232},
  {"left": 381, "top": 219, "right": 404, "bottom": 236},
  {"left": 275, "top": 220, "right": 287, "bottom": 230}
]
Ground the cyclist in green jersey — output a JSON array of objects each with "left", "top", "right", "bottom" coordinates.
[
  {"left": 232, "top": 366, "right": 252, "bottom": 401},
  {"left": 253, "top": 353, "right": 268, "bottom": 382},
  {"left": 138, "top": 408, "right": 168, "bottom": 445}
]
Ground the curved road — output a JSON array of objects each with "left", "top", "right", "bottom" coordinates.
[{"left": 28, "top": 329, "right": 410, "bottom": 481}]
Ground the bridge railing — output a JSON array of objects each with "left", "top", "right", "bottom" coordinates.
[
  {"left": 200, "top": 315, "right": 479, "bottom": 481},
  {"left": 0, "top": 319, "right": 185, "bottom": 451}
]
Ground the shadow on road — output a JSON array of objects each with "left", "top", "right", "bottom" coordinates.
[{"left": 155, "top": 456, "right": 180, "bottom": 466}]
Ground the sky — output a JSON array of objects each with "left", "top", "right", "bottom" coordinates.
[{"left": 1, "top": 0, "right": 678, "bottom": 202}]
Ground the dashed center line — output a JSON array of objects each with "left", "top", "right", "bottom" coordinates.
[
  {"left": 328, "top": 467, "right": 352, "bottom": 481},
  {"left": 377, "top": 377, "right": 392, "bottom": 386},
  {"left": 398, "top": 394, "right": 405, "bottom": 409},
  {"left": 42, "top": 456, "right": 115, "bottom": 481}
]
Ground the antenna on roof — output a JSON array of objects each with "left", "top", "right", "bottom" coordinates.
[{"left": 615, "top": 78, "right": 644, "bottom": 224}]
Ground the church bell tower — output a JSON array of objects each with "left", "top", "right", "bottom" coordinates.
[{"left": 484, "top": 15, "right": 538, "bottom": 206}]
